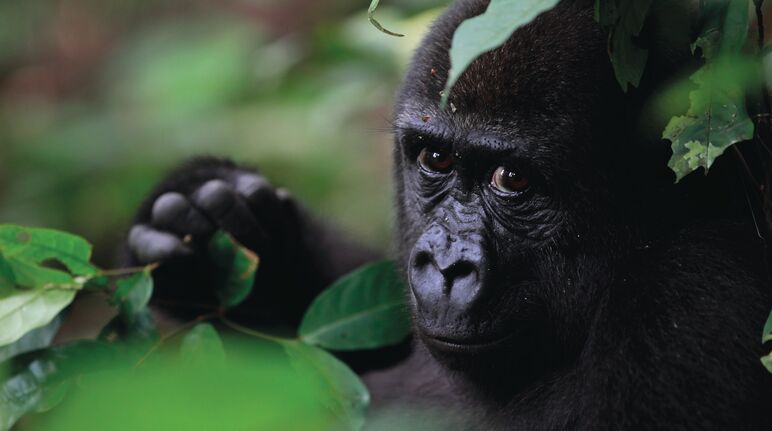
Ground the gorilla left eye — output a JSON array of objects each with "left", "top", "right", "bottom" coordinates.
[{"left": 491, "top": 167, "right": 529, "bottom": 194}]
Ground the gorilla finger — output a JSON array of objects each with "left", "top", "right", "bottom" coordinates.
[
  {"left": 191, "top": 180, "right": 270, "bottom": 248},
  {"left": 234, "top": 173, "right": 282, "bottom": 213},
  {"left": 151, "top": 192, "right": 213, "bottom": 236},
  {"left": 128, "top": 225, "right": 192, "bottom": 264}
]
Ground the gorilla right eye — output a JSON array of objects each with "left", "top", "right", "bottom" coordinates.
[{"left": 418, "top": 147, "right": 453, "bottom": 173}]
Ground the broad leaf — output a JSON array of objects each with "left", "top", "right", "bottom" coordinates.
[
  {"left": 0, "top": 315, "right": 62, "bottom": 362},
  {"left": 595, "top": 0, "right": 653, "bottom": 91},
  {"left": 0, "top": 341, "right": 115, "bottom": 431},
  {"left": 762, "top": 352, "right": 772, "bottom": 374},
  {"left": 299, "top": 260, "right": 410, "bottom": 350},
  {"left": 99, "top": 309, "right": 159, "bottom": 365},
  {"left": 0, "top": 225, "right": 96, "bottom": 278},
  {"left": 283, "top": 340, "right": 369, "bottom": 431},
  {"left": 441, "top": 0, "right": 561, "bottom": 107},
  {"left": 0, "top": 288, "right": 76, "bottom": 347},
  {"left": 692, "top": 0, "right": 750, "bottom": 60},
  {"left": 763, "top": 310, "right": 772, "bottom": 344},
  {"left": 208, "top": 230, "right": 259, "bottom": 308},
  {"left": 112, "top": 269, "right": 154, "bottom": 320},
  {"left": 664, "top": 60, "right": 755, "bottom": 182},
  {"left": 180, "top": 323, "right": 225, "bottom": 365}
]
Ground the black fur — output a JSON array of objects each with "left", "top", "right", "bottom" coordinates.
[{"left": 124, "top": 0, "right": 772, "bottom": 429}]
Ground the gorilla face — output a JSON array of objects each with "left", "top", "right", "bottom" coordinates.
[{"left": 393, "top": 0, "right": 623, "bottom": 362}]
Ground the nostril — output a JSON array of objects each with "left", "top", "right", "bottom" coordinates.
[
  {"left": 413, "top": 250, "right": 433, "bottom": 268},
  {"left": 441, "top": 261, "right": 477, "bottom": 285}
]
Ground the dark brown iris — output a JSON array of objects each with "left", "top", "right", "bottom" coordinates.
[
  {"left": 491, "top": 166, "right": 529, "bottom": 193},
  {"left": 418, "top": 148, "right": 453, "bottom": 173}
]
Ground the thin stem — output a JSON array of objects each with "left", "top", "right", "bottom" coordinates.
[
  {"left": 100, "top": 262, "right": 159, "bottom": 277},
  {"left": 219, "top": 316, "right": 289, "bottom": 343}
]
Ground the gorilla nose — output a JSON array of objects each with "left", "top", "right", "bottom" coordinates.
[{"left": 409, "top": 228, "right": 485, "bottom": 317}]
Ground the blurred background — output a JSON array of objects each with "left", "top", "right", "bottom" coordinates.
[{"left": 0, "top": 0, "right": 446, "bottom": 266}]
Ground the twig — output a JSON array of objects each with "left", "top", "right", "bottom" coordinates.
[{"left": 219, "top": 316, "right": 288, "bottom": 343}]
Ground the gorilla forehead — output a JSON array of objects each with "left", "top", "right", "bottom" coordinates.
[{"left": 395, "top": 0, "right": 611, "bottom": 150}]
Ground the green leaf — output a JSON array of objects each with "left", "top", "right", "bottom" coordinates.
[
  {"left": 0, "top": 315, "right": 62, "bottom": 363},
  {"left": 762, "top": 352, "right": 772, "bottom": 374},
  {"left": 763, "top": 310, "right": 772, "bottom": 344},
  {"left": 0, "top": 225, "right": 97, "bottom": 278},
  {"left": 693, "top": 0, "right": 750, "bottom": 59},
  {"left": 368, "top": 0, "right": 404, "bottom": 37},
  {"left": 0, "top": 288, "right": 76, "bottom": 347},
  {"left": 208, "top": 231, "right": 259, "bottom": 308},
  {"left": 441, "top": 0, "right": 561, "bottom": 107},
  {"left": 299, "top": 260, "right": 410, "bottom": 351},
  {"left": 112, "top": 269, "right": 154, "bottom": 319},
  {"left": 180, "top": 323, "right": 225, "bottom": 365},
  {"left": 283, "top": 340, "right": 369, "bottom": 431},
  {"left": 664, "top": 59, "right": 756, "bottom": 182},
  {"left": 99, "top": 309, "right": 159, "bottom": 364},
  {"left": 0, "top": 341, "right": 115, "bottom": 431},
  {"left": 596, "top": 0, "right": 654, "bottom": 91}
]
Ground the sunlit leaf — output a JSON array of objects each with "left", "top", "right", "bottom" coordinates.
[
  {"left": 299, "top": 260, "right": 411, "bottom": 351},
  {"left": 283, "top": 340, "right": 369, "bottom": 431},
  {"left": 664, "top": 59, "right": 756, "bottom": 182},
  {"left": 0, "top": 225, "right": 96, "bottom": 278},
  {"left": 0, "top": 288, "right": 76, "bottom": 347},
  {"left": 0, "top": 315, "right": 62, "bottom": 363},
  {"left": 208, "top": 231, "right": 259, "bottom": 308},
  {"left": 441, "top": 0, "right": 561, "bottom": 107},
  {"left": 180, "top": 323, "right": 225, "bottom": 365},
  {"left": 112, "top": 269, "right": 154, "bottom": 320}
]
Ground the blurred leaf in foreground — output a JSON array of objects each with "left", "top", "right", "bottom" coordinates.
[
  {"left": 283, "top": 340, "right": 369, "bottom": 431},
  {"left": 38, "top": 343, "right": 331, "bottom": 431},
  {"left": 180, "top": 323, "right": 225, "bottom": 366},
  {"left": 0, "top": 341, "right": 115, "bottom": 431},
  {"left": 299, "top": 260, "right": 410, "bottom": 351}
]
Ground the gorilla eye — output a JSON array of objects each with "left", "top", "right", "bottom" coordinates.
[
  {"left": 418, "top": 148, "right": 453, "bottom": 174},
  {"left": 491, "top": 167, "right": 529, "bottom": 194}
]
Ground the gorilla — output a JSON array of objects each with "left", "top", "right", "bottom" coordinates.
[{"left": 125, "top": 0, "right": 772, "bottom": 429}]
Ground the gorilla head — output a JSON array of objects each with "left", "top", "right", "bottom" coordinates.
[{"left": 392, "top": 0, "right": 697, "bottom": 372}]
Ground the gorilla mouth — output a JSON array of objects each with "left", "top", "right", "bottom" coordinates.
[{"left": 419, "top": 330, "right": 514, "bottom": 354}]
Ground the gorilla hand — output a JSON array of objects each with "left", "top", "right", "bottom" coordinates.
[{"left": 128, "top": 170, "right": 291, "bottom": 267}]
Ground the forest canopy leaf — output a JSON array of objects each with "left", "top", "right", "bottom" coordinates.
[
  {"left": 441, "top": 0, "right": 561, "bottom": 107},
  {"left": 299, "top": 260, "right": 411, "bottom": 351},
  {"left": 208, "top": 230, "right": 259, "bottom": 308}
]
